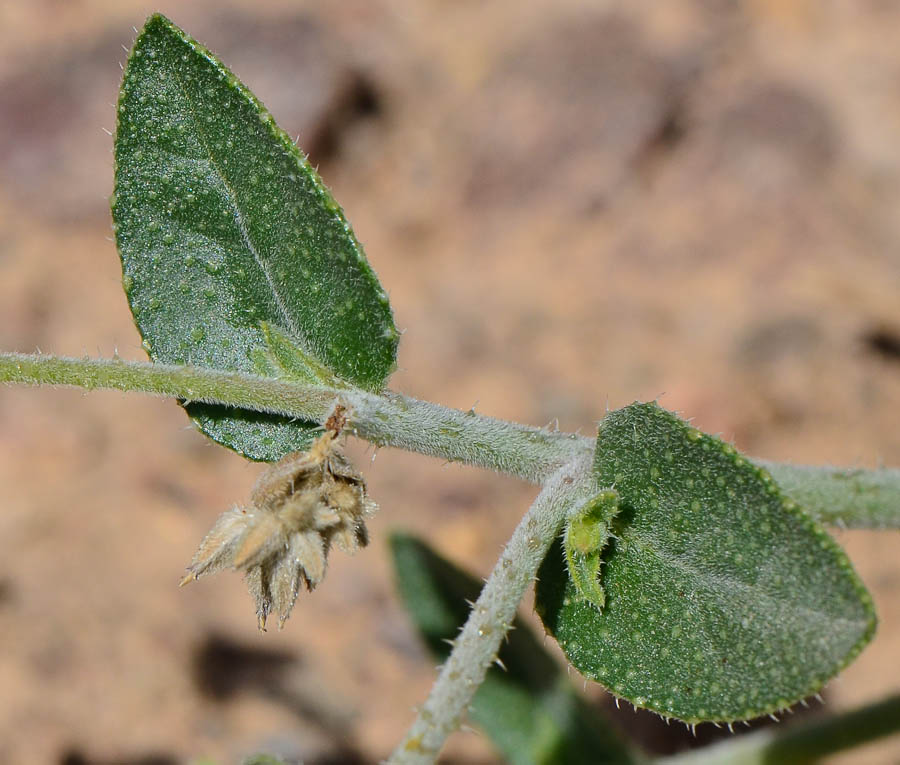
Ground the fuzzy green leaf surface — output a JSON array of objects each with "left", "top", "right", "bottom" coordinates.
[
  {"left": 536, "top": 402, "right": 876, "bottom": 724},
  {"left": 112, "top": 14, "right": 398, "bottom": 461},
  {"left": 390, "top": 533, "right": 637, "bottom": 765}
]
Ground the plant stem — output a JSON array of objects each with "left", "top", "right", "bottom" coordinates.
[
  {"left": 386, "top": 460, "right": 596, "bottom": 765},
  {"left": 657, "top": 693, "right": 900, "bottom": 765},
  {"left": 0, "top": 351, "right": 338, "bottom": 420},
  {"left": 2, "top": 352, "right": 899, "bottom": 523},
  {"left": 0, "top": 352, "right": 588, "bottom": 482},
  {"left": 345, "top": 389, "right": 590, "bottom": 483},
  {"left": 761, "top": 461, "right": 900, "bottom": 529}
]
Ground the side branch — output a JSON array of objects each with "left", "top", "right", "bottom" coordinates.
[{"left": 387, "top": 460, "right": 597, "bottom": 765}]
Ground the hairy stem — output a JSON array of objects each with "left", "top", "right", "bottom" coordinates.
[
  {"left": 0, "top": 351, "right": 338, "bottom": 419},
  {"left": 761, "top": 461, "right": 900, "bottom": 529},
  {"left": 658, "top": 693, "right": 900, "bottom": 765},
  {"left": 2, "top": 353, "right": 898, "bottom": 521},
  {"left": 0, "top": 352, "right": 587, "bottom": 482},
  {"left": 387, "top": 461, "right": 596, "bottom": 765},
  {"left": 345, "top": 389, "right": 590, "bottom": 483}
]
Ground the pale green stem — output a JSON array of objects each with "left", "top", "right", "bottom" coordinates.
[
  {"left": 387, "top": 460, "right": 597, "bottom": 765},
  {"left": 760, "top": 461, "right": 900, "bottom": 529},
  {"left": 657, "top": 693, "right": 900, "bottom": 765},
  {"left": 2, "top": 352, "right": 898, "bottom": 524},
  {"left": 0, "top": 351, "right": 338, "bottom": 419},
  {"left": 0, "top": 352, "right": 588, "bottom": 482},
  {"left": 345, "top": 389, "right": 591, "bottom": 483}
]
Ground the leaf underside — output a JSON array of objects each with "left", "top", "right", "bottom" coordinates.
[
  {"left": 390, "top": 533, "right": 636, "bottom": 765},
  {"left": 113, "top": 14, "right": 398, "bottom": 461},
  {"left": 536, "top": 402, "right": 876, "bottom": 724}
]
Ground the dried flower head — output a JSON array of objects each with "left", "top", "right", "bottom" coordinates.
[{"left": 180, "top": 406, "right": 375, "bottom": 629}]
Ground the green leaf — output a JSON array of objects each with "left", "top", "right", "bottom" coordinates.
[
  {"left": 112, "top": 14, "right": 398, "bottom": 461},
  {"left": 389, "top": 533, "right": 638, "bottom": 765},
  {"left": 536, "top": 402, "right": 876, "bottom": 724},
  {"left": 248, "top": 322, "right": 345, "bottom": 386}
]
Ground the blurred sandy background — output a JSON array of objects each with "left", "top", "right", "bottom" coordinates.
[{"left": 1, "top": 1, "right": 899, "bottom": 763}]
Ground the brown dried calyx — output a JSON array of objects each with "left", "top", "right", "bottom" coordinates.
[{"left": 180, "top": 405, "right": 374, "bottom": 629}]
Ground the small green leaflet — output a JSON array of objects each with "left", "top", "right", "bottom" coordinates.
[
  {"left": 113, "top": 14, "right": 398, "bottom": 461},
  {"left": 536, "top": 402, "right": 876, "bottom": 724},
  {"left": 564, "top": 489, "right": 620, "bottom": 610}
]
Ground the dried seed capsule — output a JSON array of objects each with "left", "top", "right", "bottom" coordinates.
[{"left": 181, "top": 411, "right": 376, "bottom": 629}]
